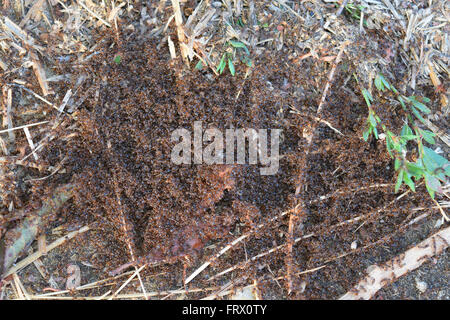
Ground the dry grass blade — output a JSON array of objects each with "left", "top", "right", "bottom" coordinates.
[
  {"left": 3, "top": 225, "right": 89, "bottom": 278},
  {"left": 317, "top": 41, "right": 351, "bottom": 114},
  {"left": 185, "top": 233, "right": 250, "bottom": 285},
  {"left": 76, "top": 0, "right": 111, "bottom": 27},
  {"left": 0, "top": 120, "right": 49, "bottom": 134},
  {"left": 108, "top": 264, "right": 146, "bottom": 300}
]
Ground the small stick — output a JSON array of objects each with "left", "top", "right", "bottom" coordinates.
[
  {"left": 289, "top": 105, "right": 344, "bottom": 136},
  {"left": 109, "top": 265, "right": 146, "bottom": 300},
  {"left": 2, "top": 87, "right": 15, "bottom": 142},
  {"left": 76, "top": 0, "right": 111, "bottom": 27},
  {"left": 171, "top": 0, "right": 189, "bottom": 65},
  {"left": 23, "top": 127, "right": 38, "bottom": 160},
  {"left": 3, "top": 225, "right": 89, "bottom": 278},
  {"left": 336, "top": 0, "right": 350, "bottom": 17},
  {"left": 340, "top": 226, "right": 450, "bottom": 300},
  {"left": 106, "top": 139, "right": 137, "bottom": 264},
  {"left": 317, "top": 41, "right": 350, "bottom": 114},
  {"left": 288, "top": 40, "right": 350, "bottom": 293},
  {"left": 0, "top": 120, "right": 49, "bottom": 134},
  {"left": 186, "top": 182, "right": 396, "bottom": 284}
]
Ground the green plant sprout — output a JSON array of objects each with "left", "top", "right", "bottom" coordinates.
[
  {"left": 344, "top": 2, "right": 366, "bottom": 21},
  {"left": 216, "top": 39, "right": 252, "bottom": 76},
  {"left": 333, "top": 1, "right": 367, "bottom": 25},
  {"left": 359, "top": 73, "right": 449, "bottom": 199},
  {"left": 113, "top": 54, "right": 121, "bottom": 64}
]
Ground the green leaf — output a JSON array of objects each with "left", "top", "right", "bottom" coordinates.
[
  {"left": 374, "top": 74, "right": 384, "bottom": 91},
  {"left": 229, "top": 40, "right": 246, "bottom": 49},
  {"left": 228, "top": 58, "right": 235, "bottom": 76},
  {"left": 419, "top": 129, "right": 436, "bottom": 145},
  {"left": 394, "top": 158, "right": 401, "bottom": 171},
  {"left": 419, "top": 96, "right": 431, "bottom": 103},
  {"left": 229, "top": 40, "right": 250, "bottom": 55},
  {"left": 406, "top": 162, "right": 424, "bottom": 178},
  {"left": 368, "top": 113, "right": 377, "bottom": 127},
  {"left": 114, "top": 55, "right": 121, "bottom": 64},
  {"left": 386, "top": 135, "right": 394, "bottom": 157},
  {"left": 401, "top": 134, "right": 418, "bottom": 141},
  {"left": 424, "top": 172, "right": 442, "bottom": 194},
  {"left": 373, "top": 126, "right": 378, "bottom": 139},
  {"left": 217, "top": 54, "right": 226, "bottom": 74},
  {"left": 241, "top": 55, "right": 252, "bottom": 67},
  {"left": 403, "top": 171, "right": 416, "bottom": 192},
  {"left": 411, "top": 106, "right": 427, "bottom": 124},
  {"left": 375, "top": 74, "right": 390, "bottom": 91},
  {"left": 379, "top": 74, "right": 391, "bottom": 90},
  {"left": 362, "top": 88, "right": 373, "bottom": 107},
  {"left": 401, "top": 124, "right": 412, "bottom": 137},
  {"left": 423, "top": 146, "right": 448, "bottom": 168},
  {"left": 398, "top": 96, "right": 406, "bottom": 111},
  {"left": 395, "top": 169, "right": 404, "bottom": 193},
  {"left": 390, "top": 85, "right": 399, "bottom": 95},
  {"left": 408, "top": 96, "right": 431, "bottom": 114},
  {"left": 425, "top": 183, "right": 435, "bottom": 199},
  {"left": 195, "top": 60, "right": 203, "bottom": 70},
  {"left": 363, "top": 128, "right": 371, "bottom": 141}
]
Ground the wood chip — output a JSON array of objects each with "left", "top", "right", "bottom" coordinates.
[
  {"left": 168, "top": 36, "right": 177, "bottom": 59},
  {"left": 66, "top": 264, "right": 81, "bottom": 290},
  {"left": 30, "top": 50, "right": 52, "bottom": 96},
  {"left": 19, "top": 0, "right": 46, "bottom": 27},
  {"left": 171, "top": 0, "right": 189, "bottom": 64},
  {"left": 23, "top": 127, "right": 38, "bottom": 160}
]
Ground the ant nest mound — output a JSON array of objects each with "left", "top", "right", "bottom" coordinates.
[
  {"left": 42, "top": 32, "right": 303, "bottom": 273},
  {"left": 35, "top": 32, "right": 429, "bottom": 297}
]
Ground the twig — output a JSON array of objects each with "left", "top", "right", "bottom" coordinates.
[
  {"left": 0, "top": 120, "right": 49, "bottom": 134},
  {"left": 76, "top": 0, "right": 111, "bottom": 27},
  {"left": 3, "top": 225, "right": 89, "bottom": 278},
  {"left": 289, "top": 106, "right": 344, "bottom": 136},
  {"left": 7, "top": 83, "right": 58, "bottom": 110},
  {"left": 340, "top": 226, "right": 450, "bottom": 300},
  {"left": 287, "top": 40, "right": 350, "bottom": 293},
  {"left": 30, "top": 286, "right": 221, "bottom": 300},
  {"left": 274, "top": 0, "right": 305, "bottom": 21},
  {"left": 171, "top": 0, "right": 189, "bottom": 64},
  {"left": 336, "top": 0, "right": 350, "bottom": 17},
  {"left": 109, "top": 265, "right": 146, "bottom": 300},
  {"left": 23, "top": 127, "right": 38, "bottom": 160},
  {"left": 317, "top": 41, "right": 350, "bottom": 114}
]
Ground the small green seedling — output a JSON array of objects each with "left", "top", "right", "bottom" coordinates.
[
  {"left": 360, "top": 73, "right": 449, "bottom": 199},
  {"left": 333, "top": 1, "right": 367, "bottom": 26},
  {"left": 344, "top": 2, "right": 366, "bottom": 20},
  {"left": 114, "top": 55, "right": 122, "bottom": 64},
  {"left": 195, "top": 60, "right": 203, "bottom": 70},
  {"left": 215, "top": 40, "right": 252, "bottom": 76}
]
